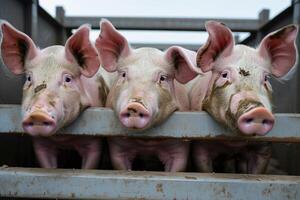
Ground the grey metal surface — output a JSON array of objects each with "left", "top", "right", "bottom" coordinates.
[
  {"left": 0, "top": 167, "right": 299, "bottom": 199},
  {"left": 131, "top": 43, "right": 201, "bottom": 51},
  {"left": 1, "top": 105, "right": 300, "bottom": 142},
  {"left": 63, "top": 16, "right": 260, "bottom": 32}
]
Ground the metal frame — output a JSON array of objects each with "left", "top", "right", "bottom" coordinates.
[
  {"left": 0, "top": 167, "right": 299, "bottom": 199},
  {"left": 1, "top": 105, "right": 300, "bottom": 142}
]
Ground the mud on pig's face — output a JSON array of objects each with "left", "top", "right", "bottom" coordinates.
[
  {"left": 1, "top": 22, "right": 100, "bottom": 136},
  {"left": 197, "top": 21, "right": 298, "bottom": 136}
]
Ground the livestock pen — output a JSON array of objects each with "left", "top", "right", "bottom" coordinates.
[{"left": 0, "top": 0, "right": 300, "bottom": 199}]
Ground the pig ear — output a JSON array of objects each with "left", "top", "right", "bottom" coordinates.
[
  {"left": 65, "top": 24, "right": 100, "bottom": 77},
  {"left": 165, "top": 46, "right": 202, "bottom": 84},
  {"left": 196, "top": 21, "right": 234, "bottom": 72},
  {"left": 1, "top": 22, "right": 38, "bottom": 74},
  {"left": 95, "top": 19, "right": 131, "bottom": 72},
  {"left": 258, "top": 25, "right": 298, "bottom": 78}
]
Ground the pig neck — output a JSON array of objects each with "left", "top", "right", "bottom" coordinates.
[
  {"left": 174, "top": 80, "right": 190, "bottom": 111},
  {"left": 80, "top": 70, "right": 110, "bottom": 108},
  {"left": 188, "top": 72, "right": 212, "bottom": 111}
]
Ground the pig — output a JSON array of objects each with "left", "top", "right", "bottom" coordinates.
[
  {"left": 1, "top": 22, "right": 108, "bottom": 168},
  {"left": 190, "top": 21, "right": 298, "bottom": 173},
  {"left": 95, "top": 19, "right": 201, "bottom": 172}
]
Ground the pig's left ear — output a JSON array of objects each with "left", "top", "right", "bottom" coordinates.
[
  {"left": 258, "top": 24, "right": 298, "bottom": 78},
  {"left": 65, "top": 24, "right": 100, "bottom": 77},
  {"left": 165, "top": 46, "right": 202, "bottom": 84}
]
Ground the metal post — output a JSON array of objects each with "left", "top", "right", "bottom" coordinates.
[
  {"left": 25, "top": 0, "right": 38, "bottom": 42},
  {"left": 292, "top": 0, "right": 300, "bottom": 113},
  {"left": 255, "top": 9, "right": 270, "bottom": 44},
  {"left": 258, "top": 9, "right": 270, "bottom": 26},
  {"left": 55, "top": 6, "right": 67, "bottom": 44}
]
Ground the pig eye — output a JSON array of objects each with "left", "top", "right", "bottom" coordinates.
[
  {"left": 122, "top": 72, "right": 126, "bottom": 78},
  {"left": 159, "top": 75, "right": 168, "bottom": 83},
  {"left": 264, "top": 74, "right": 270, "bottom": 82},
  {"left": 160, "top": 75, "right": 167, "bottom": 82},
  {"left": 63, "top": 74, "right": 73, "bottom": 83},
  {"left": 26, "top": 74, "right": 32, "bottom": 82},
  {"left": 221, "top": 71, "right": 228, "bottom": 78}
]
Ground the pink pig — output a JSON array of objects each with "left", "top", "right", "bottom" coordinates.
[
  {"left": 190, "top": 21, "right": 298, "bottom": 173},
  {"left": 95, "top": 19, "right": 200, "bottom": 172},
  {"left": 1, "top": 22, "right": 108, "bottom": 168}
]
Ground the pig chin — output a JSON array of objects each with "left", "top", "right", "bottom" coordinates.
[{"left": 22, "top": 109, "right": 60, "bottom": 137}]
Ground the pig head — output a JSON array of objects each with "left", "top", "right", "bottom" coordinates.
[
  {"left": 1, "top": 22, "right": 105, "bottom": 168},
  {"left": 95, "top": 19, "right": 200, "bottom": 171},
  {"left": 192, "top": 21, "right": 298, "bottom": 174},
  {"left": 96, "top": 19, "right": 200, "bottom": 130},
  {"left": 196, "top": 21, "right": 298, "bottom": 136}
]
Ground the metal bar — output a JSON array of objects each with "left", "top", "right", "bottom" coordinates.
[
  {"left": 63, "top": 16, "right": 260, "bottom": 32},
  {"left": 0, "top": 167, "right": 299, "bottom": 199},
  {"left": 1, "top": 105, "right": 300, "bottom": 142},
  {"left": 241, "top": 6, "right": 293, "bottom": 46},
  {"left": 55, "top": 6, "right": 68, "bottom": 44},
  {"left": 24, "top": 0, "right": 38, "bottom": 41},
  {"left": 131, "top": 43, "right": 201, "bottom": 51},
  {"left": 292, "top": 0, "right": 300, "bottom": 113},
  {"left": 37, "top": 5, "right": 63, "bottom": 28}
]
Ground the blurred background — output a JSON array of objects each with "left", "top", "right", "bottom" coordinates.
[{"left": 39, "top": 0, "right": 289, "bottom": 44}]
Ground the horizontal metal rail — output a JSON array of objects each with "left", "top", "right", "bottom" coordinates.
[
  {"left": 0, "top": 105, "right": 300, "bottom": 142},
  {"left": 63, "top": 16, "right": 260, "bottom": 32},
  {"left": 0, "top": 167, "right": 299, "bottom": 199}
]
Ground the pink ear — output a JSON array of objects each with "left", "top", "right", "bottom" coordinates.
[
  {"left": 165, "top": 46, "right": 202, "bottom": 84},
  {"left": 65, "top": 24, "right": 100, "bottom": 77},
  {"left": 95, "top": 19, "right": 131, "bottom": 72},
  {"left": 1, "top": 22, "right": 38, "bottom": 74},
  {"left": 196, "top": 21, "right": 234, "bottom": 72},
  {"left": 258, "top": 24, "right": 298, "bottom": 78}
]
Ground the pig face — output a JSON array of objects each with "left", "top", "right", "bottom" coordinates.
[
  {"left": 197, "top": 21, "right": 298, "bottom": 136},
  {"left": 96, "top": 20, "right": 200, "bottom": 130},
  {"left": 1, "top": 22, "right": 100, "bottom": 136}
]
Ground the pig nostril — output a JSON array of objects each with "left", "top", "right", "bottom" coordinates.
[
  {"left": 245, "top": 118, "right": 253, "bottom": 123},
  {"left": 43, "top": 121, "right": 50, "bottom": 126},
  {"left": 262, "top": 119, "right": 273, "bottom": 125}
]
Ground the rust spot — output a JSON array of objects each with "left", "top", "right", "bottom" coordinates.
[
  {"left": 156, "top": 183, "right": 164, "bottom": 193},
  {"left": 34, "top": 83, "right": 47, "bottom": 93},
  {"left": 184, "top": 176, "right": 197, "bottom": 180},
  {"left": 239, "top": 68, "right": 250, "bottom": 76}
]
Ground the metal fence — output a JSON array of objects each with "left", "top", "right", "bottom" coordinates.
[{"left": 0, "top": 0, "right": 300, "bottom": 199}]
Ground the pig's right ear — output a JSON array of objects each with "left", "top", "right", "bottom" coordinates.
[
  {"left": 196, "top": 21, "right": 234, "bottom": 72},
  {"left": 258, "top": 24, "right": 298, "bottom": 78},
  {"left": 1, "top": 22, "right": 38, "bottom": 74},
  {"left": 95, "top": 19, "right": 131, "bottom": 72},
  {"left": 65, "top": 24, "right": 100, "bottom": 77},
  {"left": 165, "top": 46, "right": 202, "bottom": 84}
]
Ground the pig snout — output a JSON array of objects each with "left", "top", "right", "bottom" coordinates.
[
  {"left": 119, "top": 102, "right": 151, "bottom": 129},
  {"left": 237, "top": 107, "right": 274, "bottom": 136},
  {"left": 23, "top": 110, "right": 57, "bottom": 136}
]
